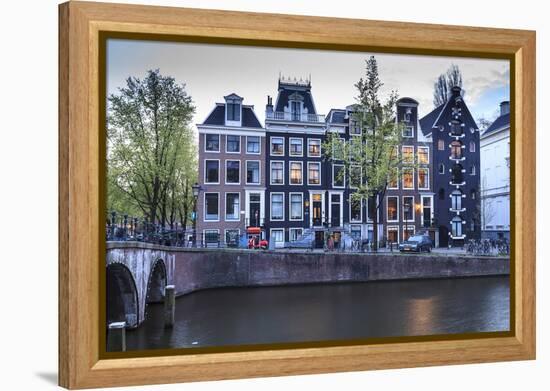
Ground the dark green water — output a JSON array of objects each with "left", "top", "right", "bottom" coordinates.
[{"left": 124, "top": 276, "right": 509, "bottom": 351}]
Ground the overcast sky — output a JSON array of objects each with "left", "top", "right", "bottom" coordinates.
[{"left": 107, "top": 39, "right": 510, "bottom": 130}]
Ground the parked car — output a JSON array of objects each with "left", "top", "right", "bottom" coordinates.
[{"left": 399, "top": 235, "right": 432, "bottom": 253}]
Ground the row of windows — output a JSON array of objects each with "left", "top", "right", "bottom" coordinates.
[
  {"left": 204, "top": 160, "right": 260, "bottom": 185},
  {"left": 203, "top": 192, "right": 242, "bottom": 221},
  {"left": 437, "top": 139, "right": 477, "bottom": 154},
  {"left": 387, "top": 168, "right": 430, "bottom": 190},
  {"left": 204, "top": 134, "right": 261, "bottom": 154},
  {"left": 348, "top": 119, "right": 415, "bottom": 138},
  {"left": 437, "top": 163, "right": 476, "bottom": 176},
  {"left": 269, "top": 137, "right": 322, "bottom": 157},
  {"left": 270, "top": 161, "right": 321, "bottom": 185}
]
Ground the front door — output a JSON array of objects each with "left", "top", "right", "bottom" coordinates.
[
  {"left": 314, "top": 231, "right": 324, "bottom": 249},
  {"left": 312, "top": 201, "right": 322, "bottom": 226},
  {"left": 249, "top": 193, "right": 261, "bottom": 227}
]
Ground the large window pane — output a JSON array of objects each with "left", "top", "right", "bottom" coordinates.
[
  {"left": 271, "top": 161, "right": 284, "bottom": 184},
  {"left": 246, "top": 136, "right": 260, "bottom": 153},
  {"left": 418, "top": 168, "right": 429, "bottom": 189},
  {"left": 246, "top": 161, "right": 260, "bottom": 184},
  {"left": 308, "top": 162, "right": 320, "bottom": 185},
  {"left": 308, "top": 139, "right": 321, "bottom": 157},
  {"left": 290, "top": 138, "right": 303, "bottom": 156},
  {"left": 225, "top": 193, "right": 240, "bottom": 220},
  {"left": 271, "top": 137, "right": 284, "bottom": 155},
  {"left": 290, "top": 193, "right": 303, "bottom": 220},
  {"left": 226, "top": 135, "right": 240, "bottom": 152},
  {"left": 387, "top": 197, "right": 398, "bottom": 221},
  {"left": 333, "top": 164, "right": 345, "bottom": 187},
  {"left": 226, "top": 160, "right": 240, "bottom": 183},
  {"left": 290, "top": 162, "right": 302, "bottom": 184},
  {"left": 205, "top": 134, "right": 219, "bottom": 152},
  {"left": 205, "top": 193, "right": 219, "bottom": 221},
  {"left": 403, "top": 168, "right": 414, "bottom": 189},
  {"left": 205, "top": 160, "right": 219, "bottom": 183},
  {"left": 271, "top": 194, "right": 284, "bottom": 220}
]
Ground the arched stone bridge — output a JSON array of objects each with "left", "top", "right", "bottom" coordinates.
[{"left": 106, "top": 243, "right": 175, "bottom": 328}]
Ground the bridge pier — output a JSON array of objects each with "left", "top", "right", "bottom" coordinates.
[{"left": 164, "top": 285, "right": 175, "bottom": 328}]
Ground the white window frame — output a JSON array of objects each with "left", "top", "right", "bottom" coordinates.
[
  {"left": 224, "top": 229, "right": 241, "bottom": 244},
  {"left": 307, "top": 161, "right": 322, "bottom": 186},
  {"left": 224, "top": 192, "right": 241, "bottom": 221},
  {"left": 418, "top": 146, "right": 429, "bottom": 165},
  {"left": 289, "top": 192, "right": 304, "bottom": 221},
  {"left": 403, "top": 226, "right": 415, "bottom": 241},
  {"left": 270, "top": 160, "right": 285, "bottom": 185},
  {"left": 439, "top": 163, "right": 445, "bottom": 174},
  {"left": 270, "top": 192, "right": 285, "bottom": 221},
  {"left": 402, "top": 125, "right": 414, "bottom": 138},
  {"left": 307, "top": 138, "right": 322, "bottom": 157},
  {"left": 470, "top": 141, "right": 476, "bottom": 152},
  {"left": 349, "top": 195, "right": 363, "bottom": 223},
  {"left": 289, "top": 137, "right": 304, "bottom": 157},
  {"left": 270, "top": 228, "right": 285, "bottom": 248},
  {"left": 289, "top": 161, "right": 303, "bottom": 185},
  {"left": 438, "top": 139, "right": 445, "bottom": 151},
  {"left": 289, "top": 228, "right": 303, "bottom": 242},
  {"left": 402, "top": 168, "right": 415, "bottom": 190},
  {"left": 349, "top": 119, "right": 361, "bottom": 135},
  {"left": 418, "top": 167, "right": 430, "bottom": 190},
  {"left": 420, "top": 195, "right": 434, "bottom": 228},
  {"left": 225, "top": 159, "right": 241, "bottom": 185},
  {"left": 386, "top": 196, "right": 399, "bottom": 223},
  {"left": 402, "top": 195, "right": 415, "bottom": 223},
  {"left": 204, "top": 159, "right": 220, "bottom": 185},
  {"left": 470, "top": 164, "right": 476, "bottom": 176},
  {"left": 204, "top": 133, "right": 220, "bottom": 153},
  {"left": 245, "top": 160, "right": 261, "bottom": 185},
  {"left": 332, "top": 164, "right": 345, "bottom": 188},
  {"left": 270, "top": 136, "right": 285, "bottom": 156},
  {"left": 328, "top": 191, "right": 344, "bottom": 227},
  {"left": 203, "top": 192, "right": 220, "bottom": 222},
  {"left": 349, "top": 165, "right": 362, "bottom": 189},
  {"left": 402, "top": 145, "right": 415, "bottom": 164},
  {"left": 245, "top": 135, "right": 261, "bottom": 155},
  {"left": 225, "top": 134, "right": 241, "bottom": 154}
]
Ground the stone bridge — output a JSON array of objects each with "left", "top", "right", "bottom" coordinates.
[
  {"left": 106, "top": 243, "right": 175, "bottom": 328},
  {"left": 106, "top": 242, "right": 509, "bottom": 329}
]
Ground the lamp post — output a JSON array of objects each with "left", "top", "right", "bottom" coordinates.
[
  {"left": 404, "top": 204, "right": 410, "bottom": 241},
  {"left": 192, "top": 182, "right": 200, "bottom": 247}
]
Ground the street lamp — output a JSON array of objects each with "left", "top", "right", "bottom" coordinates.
[
  {"left": 191, "top": 182, "right": 201, "bottom": 247},
  {"left": 404, "top": 204, "right": 410, "bottom": 241}
]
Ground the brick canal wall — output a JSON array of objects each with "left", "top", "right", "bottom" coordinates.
[
  {"left": 171, "top": 249, "right": 509, "bottom": 296},
  {"left": 106, "top": 243, "right": 509, "bottom": 298}
]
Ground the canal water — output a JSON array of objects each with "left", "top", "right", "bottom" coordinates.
[{"left": 124, "top": 276, "right": 509, "bottom": 351}]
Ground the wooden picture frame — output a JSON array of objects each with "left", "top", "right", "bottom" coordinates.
[{"left": 59, "top": 1, "right": 536, "bottom": 388}]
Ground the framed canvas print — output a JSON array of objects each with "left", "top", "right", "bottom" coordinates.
[{"left": 58, "top": 1, "right": 536, "bottom": 389}]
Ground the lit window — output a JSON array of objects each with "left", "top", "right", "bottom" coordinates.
[
  {"left": 418, "top": 168, "right": 429, "bottom": 189},
  {"left": 451, "top": 141, "right": 462, "bottom": 158},
  {"left": 289, "top": 162, "right": 302, "bottom": 185},
  {"left": 418, "top": 147, "right": 429, "bottom": 164},
  {"left": 402, "top": 146, "right": 414, "bottom": 163},
  {"left": 387, "top": 197, "right": 398, "bottom": 221},
  {"left": 402, "top": 168, "right": 414, "bottom": 189},
  {"left": 308, "top": 162, "right": 321, "bottom": 185},
  {"left": 308, "top": 139, "right": 321, "bottom": 157}
]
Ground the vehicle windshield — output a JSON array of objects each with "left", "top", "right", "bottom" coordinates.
[{"left": 408, "top": 235, "right": 424, "bottom": 242}]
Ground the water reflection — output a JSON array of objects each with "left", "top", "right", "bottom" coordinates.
[{"left": 122, "top": 276, "right": 509, "bottom": 351}]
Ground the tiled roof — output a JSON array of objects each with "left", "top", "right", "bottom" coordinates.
[
  {"left": 202, "top": 104, "right": 263, "bottom": 128},
  {"left": 483, "top": 113, "right": 510, "bottom": 136},
  {"left": 419, "top": 103, "right": 446, "bottom": 136}
]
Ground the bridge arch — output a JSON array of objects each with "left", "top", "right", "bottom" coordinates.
[
  {"left": 146, "top": 258, "right": 167, "bottom": 304},
  {"left": 106, "top": 263, "right": 139, "bottom": 328}
]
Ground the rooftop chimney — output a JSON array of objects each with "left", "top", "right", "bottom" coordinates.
[
  {"left": 500, "top": 101, "right": 510, "bottom": 116},
  {"left": 266, "top": 95, "right": 273, "bottom": 114}
]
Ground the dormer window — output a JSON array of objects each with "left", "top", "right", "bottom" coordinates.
[
  {"left": 288, "top": 92, "right": 304, "bottom": 121},
  {"left": 226, "top": 99, "right": 241, "bottom": 121}
]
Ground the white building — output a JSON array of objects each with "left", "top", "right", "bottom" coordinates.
[{"left": 480, "top": 101, "right": 510, "bottom": 240}]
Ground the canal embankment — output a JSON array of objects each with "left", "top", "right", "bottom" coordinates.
[{"left": 106, "top": 243, "right": 509, "bottom": 298}]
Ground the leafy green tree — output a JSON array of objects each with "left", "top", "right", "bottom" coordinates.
[
  {"left": 324, "top": 56, "right": 408, "bottom": 251},
  {"left": 433, "top": 64, "right": 463, "bottom": 107},
  {"left": 107, "top": 69, "right": 196, "bottom": 226}
]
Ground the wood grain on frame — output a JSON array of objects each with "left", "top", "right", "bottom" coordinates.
[{"left": 58, "top": 1, "right": 536, "bottom": 388}]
